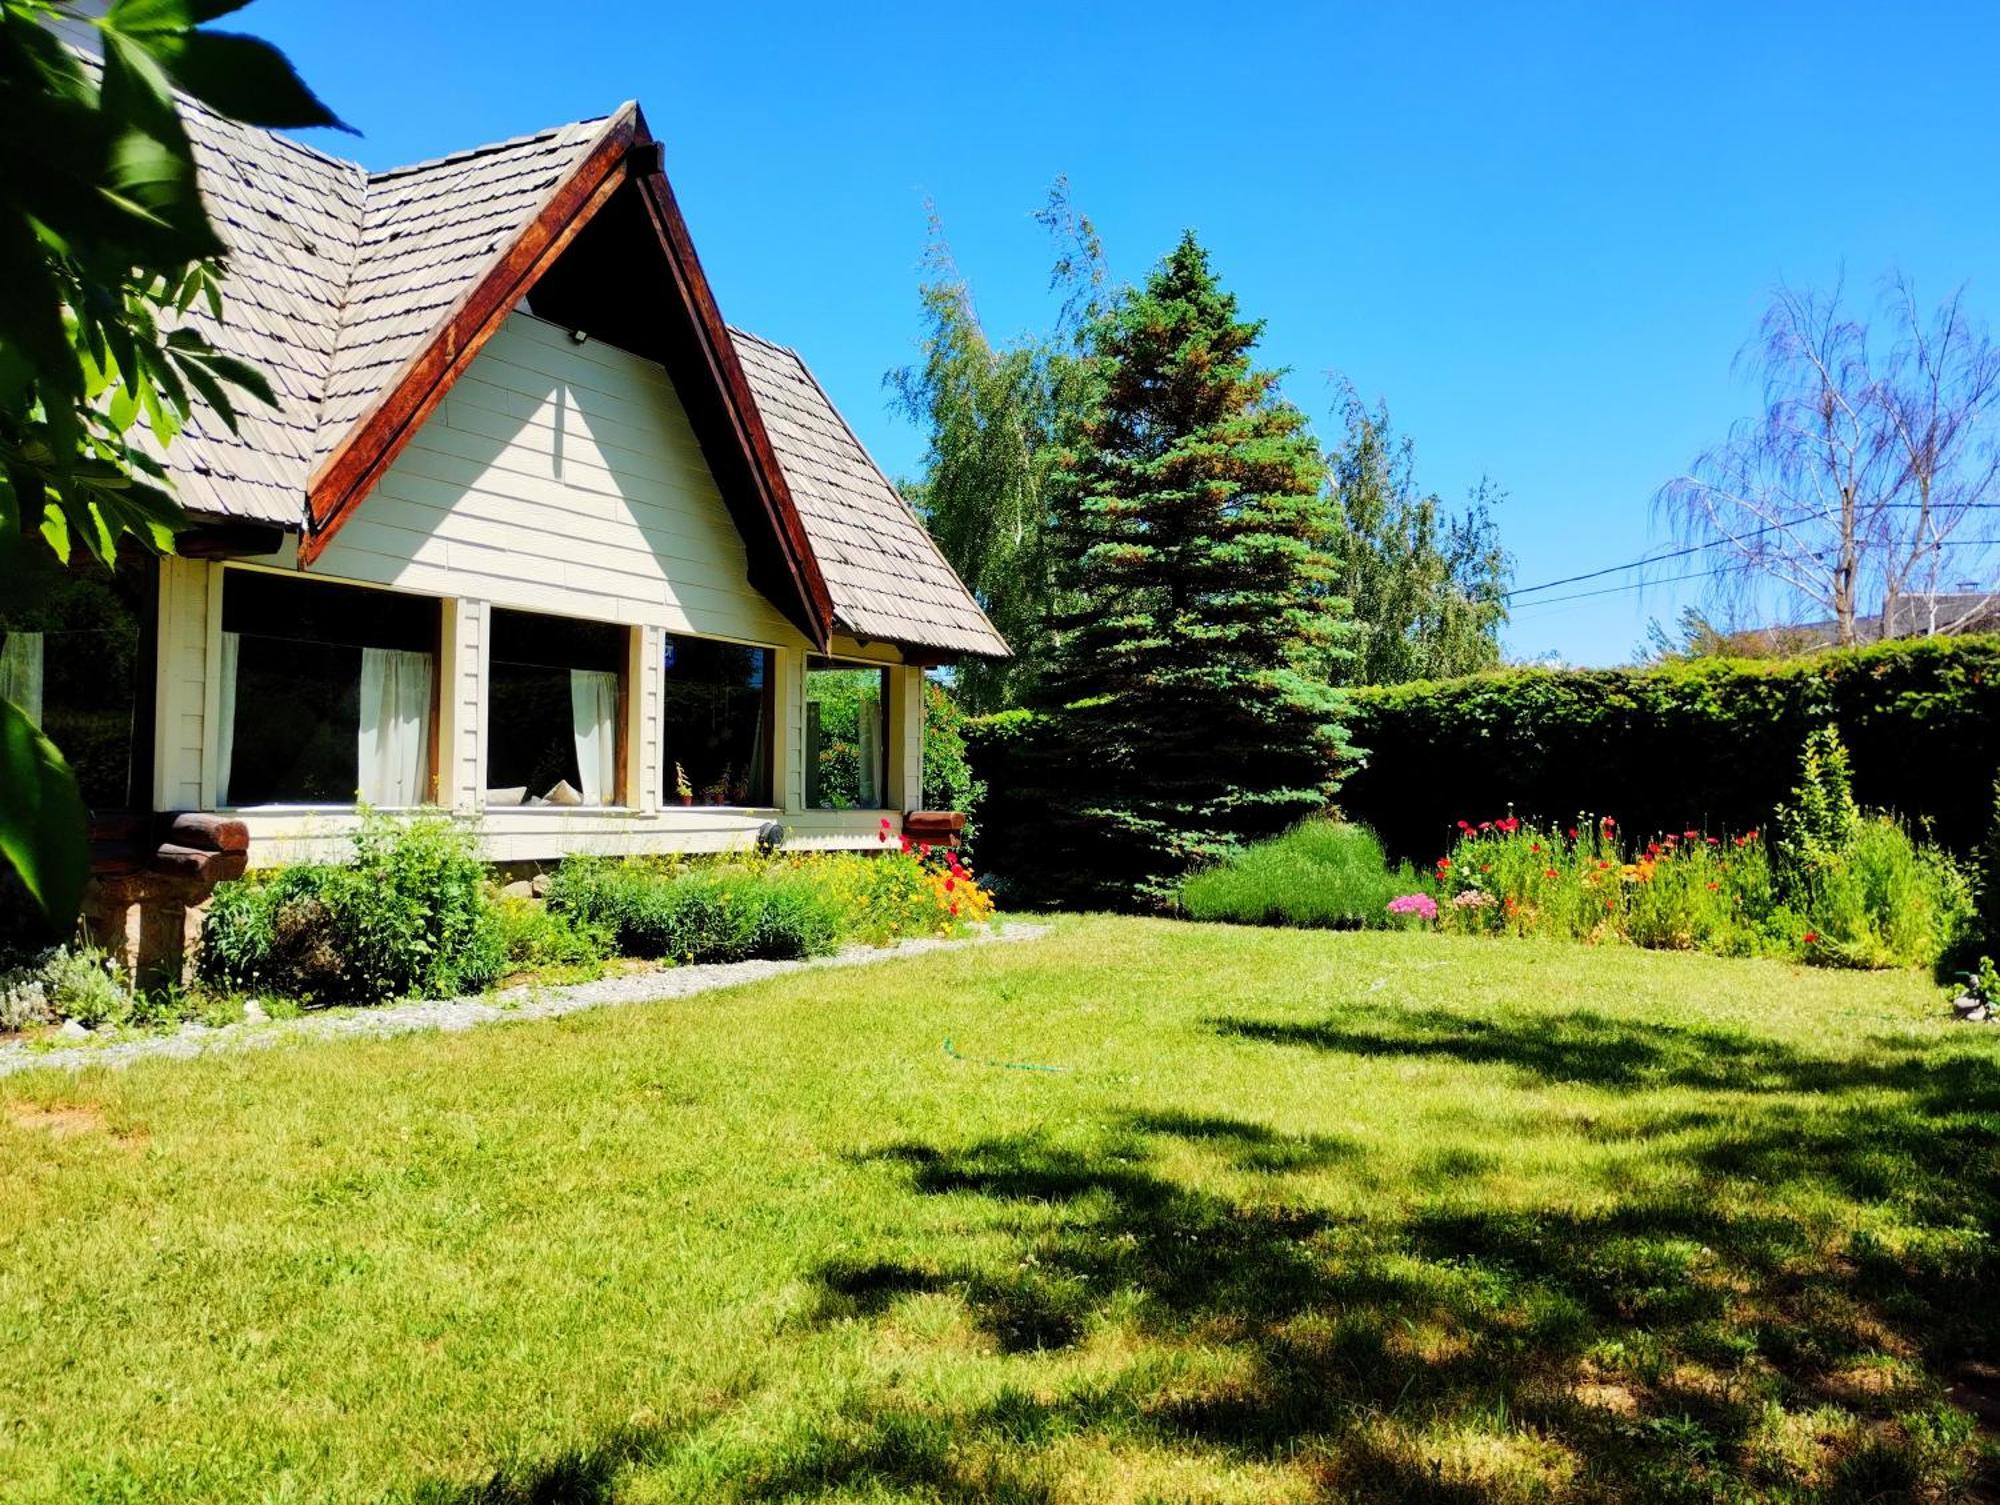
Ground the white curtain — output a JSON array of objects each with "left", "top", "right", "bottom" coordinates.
[
  {"left": 359, "top": 647, "right": 433, "bottom": 806},
  {"left": 0, "top": 631, "right": 44, "bottom": 725},
  {"left": 570, "top": 668, "right": 619, "bottom": 806},
  {"left": 857, "top": 688, "right": 883, "bottom": 809},
  {"left": 214, "top": 630, "right": 241, "bottom": 805}
]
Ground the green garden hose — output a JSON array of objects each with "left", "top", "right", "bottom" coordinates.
[{"left": 942, "top": 1037, "right": 1071, "bottom": 1073}]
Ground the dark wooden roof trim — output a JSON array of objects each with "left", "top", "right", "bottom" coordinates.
[
  {"left": 297, "top": 112, "right": 834, "bottom": 650},
  {"left": 626, "top": 118, "right": 833, "bottom": 649},
  {"left": 302, "top": 111, "right": 639, "bottom": 561}
]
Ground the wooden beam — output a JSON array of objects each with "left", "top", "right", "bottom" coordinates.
[{"left": 627, "top": 131, "right": 833, "bottom": 650}]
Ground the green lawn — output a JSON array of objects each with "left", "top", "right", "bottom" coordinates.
[{"left": 3, "top": 918, "right": 1996, "bottom": 1503}]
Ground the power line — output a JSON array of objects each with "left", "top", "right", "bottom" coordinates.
[
  {"left": 1508, "top": 541, "right": 2000, "bottom": 613},
  {"left": 1505, "top": 504, "right": 2000, "bottom": 602}
]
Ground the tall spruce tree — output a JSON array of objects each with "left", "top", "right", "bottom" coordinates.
[{"left": 1033, "top": 233, "right": 1355, "bottom": 907}]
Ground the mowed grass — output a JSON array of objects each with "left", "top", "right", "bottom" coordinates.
[{"left": 2, "top": 918, "right": 1997, "bottom": 1503}]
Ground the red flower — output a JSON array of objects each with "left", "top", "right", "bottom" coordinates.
[
  {"left": 1436, "top": 858, "right": 1452, "bottom": 872},
  {"left": 1544, "top": 868, "right": 1558, "bottom": 879},
  {"left": 919, "top": 842, "right": 931, "bottom": 857},
  {"left": 1457, "top": 820, "right": 1471, "bottom": 831},
  {"left": 1530, "top": 842, "right": 1542, "bottom": 853},
  {"left": 877, "top": 831, "right": 888, "bottom": 843},
  {"left": 879, "top": 816, "right": 892, "bottom": 828},
  {"left": 1684, "top": 829, "right": 1700, "bottom": 840},
  {"left": 1705, "top": 836, "right": 1719, "bottom": 846},
  {"left": 1803, "top": 930, "right": 1820, "bottom": 945},
  {"left": 1706, "top": 881, "right": 1719, "bottom": 891},
  {"left": 1566, "top": 827, "right": 1578, "bottom": 840},
  {"left": 1602, "top": 817, "right": 1616, "bottom": 829},
  {"left": 1647, "top": 842, "right": 1661, "bottom": 857}
]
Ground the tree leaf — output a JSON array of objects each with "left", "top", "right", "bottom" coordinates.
[
  {"left": 0, "top": 696, "right": 90, "bottom": 928},
  {"left": 146, "top": 31, "right": 352, "bottom": 132}
]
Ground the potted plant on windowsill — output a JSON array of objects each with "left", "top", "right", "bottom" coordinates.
[{"left": 674, "top": 762, "right": 694, "bottom": 807}]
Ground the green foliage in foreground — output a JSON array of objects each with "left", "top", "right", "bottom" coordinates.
[
  {"left": 1179, "top": 820, "right": 1425, "bottom": 929},
  {"left": 1, "top": 918, "right": 1995, "bottom": 1502}
]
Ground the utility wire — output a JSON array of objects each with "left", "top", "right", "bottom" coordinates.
[
  {"left": 1509, "top": 542, "right": 2000, "bottom": 613},
  {"left": 1506, "top": 503, "right": 2000, "bottom": 602}
]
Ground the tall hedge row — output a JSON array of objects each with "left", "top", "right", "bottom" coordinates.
[{"left": 1337, "top": 638, "right": 2000, "bottom": 862}]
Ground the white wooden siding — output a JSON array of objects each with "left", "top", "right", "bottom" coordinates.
[{"left": 308, "top": 312, "right": 801, "bottom": 645}]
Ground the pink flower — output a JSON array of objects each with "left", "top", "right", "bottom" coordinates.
[{"left": 1387, "top": 893, "right": 1439, "bottom": 921}]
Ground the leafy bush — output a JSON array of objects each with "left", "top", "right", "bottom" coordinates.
[
  {"left": 922, "top": 679, "right": 985, "bottom": 840},
  {"left": 1178, "top": 822, "right": 1422, "bottom": 929},
  {"left": 488, "top": 896, "right": 608, "bottom": 976},
  {"left": 548, "top": 839, "right": 990, "bottom": 962},
  {"left": 199, "top": 810, "right": 503, "bottom": 1005},
  {"left": 546, "top": 859, "right": 843, "bottom": 964},
  {"left": 0, "top": 943, "right": 128, "bottom": 1030},
  {"left": 1338, "top": 637, "right": 2000, "bottom": 863}
]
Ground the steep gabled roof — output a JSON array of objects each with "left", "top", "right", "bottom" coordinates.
[{"left": 154, "top": 90, "right": 1006, "bottom": 659}]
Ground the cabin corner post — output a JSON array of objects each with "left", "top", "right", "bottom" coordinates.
[
  {"left": 629, "top": 623, "right": 663, "bottom": 813},
  {"left": 886, "top": 663, "right": 924, "bottom": 816},
  {"left": 772, "top": 646, "right": 804, "bottom": 812},
  {"left": 437, "top": 597, "right": 490, "bottom": 815}
]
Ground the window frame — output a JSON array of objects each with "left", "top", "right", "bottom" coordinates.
[
  {"left": 658, "top": 630, "right": 777, "bottom": 812},
  {"left": 803, "top": 654, "right": 894, "bottom": 814},
  {"left": 212, "top": 565, "right": 443, "bottom": 813},
  {"left": 484, "top": 605, "right": 633, "bottom": 812}
]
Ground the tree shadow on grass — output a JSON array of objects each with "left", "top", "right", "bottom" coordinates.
[
  {"left": 785, "top": 1026, "right": 2000, "bottom": 1502},
  {"left": 406, "top": 1013, "right": 1999, "bottom": 1503}
]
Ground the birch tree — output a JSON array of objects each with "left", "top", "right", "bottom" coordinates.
[{"left": 1657, "top": 276, "right": 2000, "bottom": 644}]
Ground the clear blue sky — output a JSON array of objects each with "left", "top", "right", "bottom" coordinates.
[{"left": 254, "top": 1, "right": 2000, "bottom": 666}]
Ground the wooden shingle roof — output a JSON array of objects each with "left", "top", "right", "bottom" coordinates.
[
  {"left": 732, "top": 331, "right": 1006, "bottom": 658},
  {"left": 159, "top": 93, "right": 1006, "bottom": 659}
]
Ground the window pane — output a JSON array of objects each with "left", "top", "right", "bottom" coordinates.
[
  {"left": 661, "top": 636, "right": 771, "bottom": 807},
  {"left": 488, "top": 609, "right": 626, "bottom": 807},
  {"left": 220, "top": 572, "right": 439, "bottom": 806},
  {"left": 1, "top": 563, "right": 145, "bottom": 810},
  {"left": 805, "top": 659, "right": 889, "bottom": 810}
]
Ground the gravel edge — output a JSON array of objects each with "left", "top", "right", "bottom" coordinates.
[{"left": 0, "top": 923, "right": 1052, "bottom": 1079}]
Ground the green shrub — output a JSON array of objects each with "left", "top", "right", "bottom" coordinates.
[
  {"left": 922, "top": 679, "right": 984, "bottom": 841},
  {"left": 547, "top": 847, "right": 984, "bottom": 961},
  {"left": 1178, "top": 822, "right": 1421, "bottom": 929},
  {"left": 488, "top": 896, "right": 608, "bottom": 975},
  {"left": 1336, "top": 637, "right": 2000, "bottom": 864},
  {"left": 199, "top": 809, "right": 503, "bottom": 1005},
  {"left": 0, "top": 944, "right": 128, "bottom": 1029},
  {"left": 546, "top": 859, "right": 845, "bottom": 965}
]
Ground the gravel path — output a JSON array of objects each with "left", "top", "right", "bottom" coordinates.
[{"left": 0, "top": 923, "right": 1051, "bottom": 1079}]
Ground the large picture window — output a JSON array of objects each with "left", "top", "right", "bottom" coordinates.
[
  {"left": 486, "top": 609, "right": 627, "bottom": 807},
  {"left": 219, "top": 572, "right": 439, "bottom": 807},
  {"left": 805, "top": 658, "right": 889, "bottom": 810},
  {"left": 1, "top": 563, "right": 146, "bottom": 811},
  {"left": 660, "top": 635, "right": 771, "bottom": 807}
]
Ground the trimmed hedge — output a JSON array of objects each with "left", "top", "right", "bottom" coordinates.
[{"left": 1338, "top": 637, "right": 2000, "bottom": 862}]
